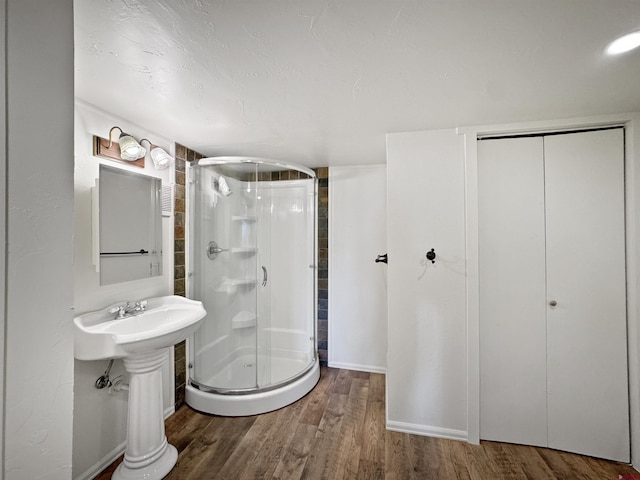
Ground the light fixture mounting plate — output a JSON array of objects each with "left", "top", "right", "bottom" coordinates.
[{"left": 93, "top": 135, "right": 145, "bottom": 168}]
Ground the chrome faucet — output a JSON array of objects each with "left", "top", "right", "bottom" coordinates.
[{"left": 108, "top": 300, "right": 148, "bottom": 319}]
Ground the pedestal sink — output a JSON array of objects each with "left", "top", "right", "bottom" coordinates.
[{"left": 74, "top": 295, "right": 206, "bottom": 480}]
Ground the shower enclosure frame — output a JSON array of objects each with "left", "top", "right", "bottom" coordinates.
[{"left": 184, "top": 156, "right": 320, "bottom": 416}]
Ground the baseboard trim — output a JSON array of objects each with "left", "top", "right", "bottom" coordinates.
[
  {"left": 75, "top": 440, "right": 127, "bottom": 480},
  {"left": 386, "top": 420, "right": 467, "bottom": 442},
  {"left": 75, "top": 404, "right": 177, "bottom": 480},
  {"left": 328, "top": 361, "right": 386, "bottom": 374}
]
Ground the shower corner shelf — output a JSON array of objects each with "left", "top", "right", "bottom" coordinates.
[
  {"left": 231, "top": 247, "right": 257, "bottom": 255},
  {"left": 230, "top": 278, "right": 257, "bottom": 286},
  {"left": 214, "top": 277, "right": 257, "bottom": 293},
  {"left": 231, "top": 311, "right": 257, "bottom": 329},
  {"left": 231, "top": 215, "right": 258, "bottom": 223}
]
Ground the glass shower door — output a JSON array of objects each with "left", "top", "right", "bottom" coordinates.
[
  {"left": 255, "top": 166, "right": 273, "bottom": 389},
  {"left": 189, "top": 162, "right": 259, "bottom": 392},
  {"left": 255, "top": 168, "right": 317, "bottom": 388}
]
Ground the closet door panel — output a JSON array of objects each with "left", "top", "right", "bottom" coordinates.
[
  {"left": 544, "top": 129, "right": 629, "bottom": 462},
  {"left": 478, "top": 137, "right": 548, "bottom": 446}
]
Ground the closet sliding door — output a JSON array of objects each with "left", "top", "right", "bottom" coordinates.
[{"left": 479, "top": 128, "right": 629, "bottom": 462}]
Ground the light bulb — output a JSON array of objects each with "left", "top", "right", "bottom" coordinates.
[
  {"left": 150, "top": 147, "right": 174, "bottom": 169},
  {"left": 118, "top": 134, "right": 146, "bottom": 160},
  {"left": 606, "top": 31, "right": 640, "bottom": 55}
]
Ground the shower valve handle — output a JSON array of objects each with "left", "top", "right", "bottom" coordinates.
[{"left": 207, "top": 241, "right": 228, "bottom": 260}]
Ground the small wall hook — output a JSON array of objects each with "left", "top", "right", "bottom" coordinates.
[
  {"left": 375, "top": 253, "right": 388, "bottom": 264},
  {"left": 426, "top": 248, "right": 436, "bottom": 264}
]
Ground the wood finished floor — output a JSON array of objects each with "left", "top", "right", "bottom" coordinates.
[{"left": 96, "top": 367, "right": 638, "bottom": 479}]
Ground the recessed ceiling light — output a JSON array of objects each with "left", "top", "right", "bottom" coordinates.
[{"left": 606, "top": 31, "right": 640, "bottom": 55}]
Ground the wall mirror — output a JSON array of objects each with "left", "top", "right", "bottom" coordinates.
[{"left": 96, "top": 164, "right": 163, "bottom": 285}]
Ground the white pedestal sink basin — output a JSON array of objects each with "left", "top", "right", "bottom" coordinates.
[
  {"left": 74, "top": 295, "right": 206, "bottom": 360},
  {"left": 74, "top": 295, "right": 206, "bottom": 480}
]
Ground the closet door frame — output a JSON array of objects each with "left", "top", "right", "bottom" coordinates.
[
  {"left": 461, "top": 114, "right": 640, "bottom": 462},
  {"left": 477, "top": 129, "right": 629, "bottom": 461}
]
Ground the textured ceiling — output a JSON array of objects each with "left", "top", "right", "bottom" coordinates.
[{"left": 74, "top": 1, "right": 640, "bottom": 166}]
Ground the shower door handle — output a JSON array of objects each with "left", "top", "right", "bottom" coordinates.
[{"left": 261, "top": 266, "right": 268, "bottom": 287}]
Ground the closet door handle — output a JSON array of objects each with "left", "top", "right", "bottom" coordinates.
[
  {"left": 262, "top": 266, "right": 268, "bottom": 287},
  {"left": 549, "top": 300, "right": 558, "bottom": 307}
]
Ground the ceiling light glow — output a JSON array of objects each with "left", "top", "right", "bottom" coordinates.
[{"left": 607, "top": 31, "right": 640, "bottom": 55}]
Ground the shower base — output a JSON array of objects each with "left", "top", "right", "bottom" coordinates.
[
  {"left": 204, "top": 351, "right": 311, "bottom": 390},
  {"left": 186, "top": 357, "right": 320, "bottom": 416}
]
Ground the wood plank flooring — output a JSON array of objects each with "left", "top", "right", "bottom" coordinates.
[{"left": 95, "top": 367, "right": 638, "bottom": 479}]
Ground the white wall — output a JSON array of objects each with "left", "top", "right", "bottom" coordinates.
[
  {"left": 4, "top": 1, "right": 75, "bottom": 478},
  {"left": 0, "top": 0, "right": 6, "bottom": 471},
  {"left": 386, "top": 115, "right": 640, "bottom": 470},
  {"left": 385, "top": 130, "right": 468, "bottom": 439},
  {"left": 73, "top": 101, "right": 175, "bottom": 480},
  {"left": 329, "top": 165, "right": 387, "bottom": 373}
]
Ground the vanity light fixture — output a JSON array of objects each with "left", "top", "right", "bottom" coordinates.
[
  {"left": 140, "top": 139, "right": 174, "bottom": 170},
  {"left": 108, "top": 126, "right": 147, "bottom": 161},
  {"left": 606, "top": 30, "right": 640, "bottom": 55}
]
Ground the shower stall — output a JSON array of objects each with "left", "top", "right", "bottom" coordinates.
[{"left": 185, "top": 157, "right": 320, "bottom": 416}]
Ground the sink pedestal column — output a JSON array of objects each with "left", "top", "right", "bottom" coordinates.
[{"left": 113, "top": 348, "right": 177, "bottom": 480}]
